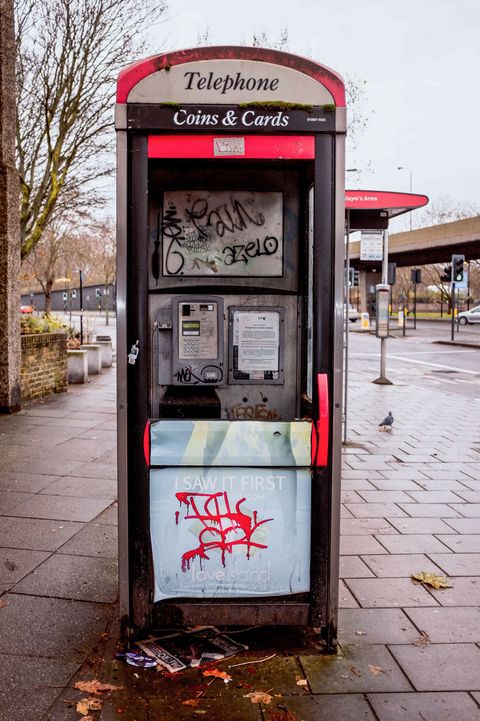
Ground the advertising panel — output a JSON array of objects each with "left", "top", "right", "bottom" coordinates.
[{"left": 150, "top": 466, "right": 311, "bottom": 601}]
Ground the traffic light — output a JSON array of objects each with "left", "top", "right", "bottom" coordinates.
[
  {"left": 354, "top": 269, "right": 360, "bottom": 286},
  {"left": 410, "top": 268, "right": 422, "bottom": 284},
  {"left": 388, "top": 262, "right": 396, "bottom": 285},
  {"left": 348, "top": 267, "right": 355, "bottom": 287},
  {"left": 451, "top": 254, "right": 465, "bottom": 283},
  {"left": 95, "top": 288, "right": 102, "bottom": 299},
  {"left": 440, "top": 266, "right": 451, "bottom": 283}
]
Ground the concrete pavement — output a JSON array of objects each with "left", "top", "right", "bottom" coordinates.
[{"left": 0, "top": 327, "right": 479, "bottom": 720}]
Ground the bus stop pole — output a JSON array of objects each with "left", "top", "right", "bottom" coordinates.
[{"left": 373, "top": 229, "right": 392, "bottom": 385}]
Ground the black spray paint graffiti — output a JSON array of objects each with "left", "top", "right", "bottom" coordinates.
[
  {"left": 174, "top": 365, "right": 224, "bottom": 385},
  {"left": 160, "top": 196, "right": 280, "bottom": 276}
]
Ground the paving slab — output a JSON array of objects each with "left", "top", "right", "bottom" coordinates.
[
  {"left": 301, "top": 645, "right": 412, "bottom": 693},
  {"left": 12, "top": 553, "right": 118, "bottom": 602},
  {"left": 0, "top": 653, "right": 78, "bottom": 721},
  {"left": 388, "top": 643, "right": 480, "bottom": 690},
  {"left": 340, "top": 555, "right": 375, "bottom": 578},
  {"left": 339, "top": 579, "right": 359, "bottom": 607},
  {"left": 428, "top": 553, "right": 480, "bottom": 576},
  {"left": 368, "top": 691, "right": 480, "bottom": 721},
  {"left": 425, "top": 577, "right": 480, "bottom": 606},
  {"left": 387, "top": 517, "right": 455, "bottom": 534},
  {"left": 0, "top": 593, "right": 113, "bottom": 660},
  {"left": 338, "top": 608, "right": 419, "bottom": 645},
  {"left": 345, "top": 503, "right": 409, "bottom": 518},
  {"left": 345, "top": 578, "right": 439, "bottom": 608},
  {"left": 361, "top": 554, "right": 445, "bottom": 578},
  {"left": 95, "top": 503, "right": 118, "bottom": 525},
  {"left": 340, "top": 535, "right": 389, "bottom": 555},
  {"left": 262, "top": 694, "right": 377, "bottom": 720},
  {"left": 373, "top": 534, "right": 452, "bottom": 554},
  {"left": 0, "top": 472, "right": 61, "bottom": 493},
  {"left": 0, "top": 516, "right": 83, "bottom": 551},
  {"left": 404, "top": 606, "right": 480, "bottom": 643},
  {"left": 435, "top": 534, "right": 480, "bottom": 552},
  {"left": 0, "top": 547, "right": 49, "bottom": 590},
  {"left": 449, "top": 503, "right": 480, "bottom": 517},
  {"left": 10, "top": 494, "right": 112, "bottom": 522},
  {"left": 341, "top": 517, "right": 398, "bottom": 534},
  {"left": 0, "top": 490, "right": 32, "bottom": 513},
  {"left": 58, "top": 523, "right": 117, "bottom": 558},
  {"left": 398, "top": 503, "right": 461, "bottom": 517},
  {"left": 39, "top": 475, "right": 117, "bottom": 500}
]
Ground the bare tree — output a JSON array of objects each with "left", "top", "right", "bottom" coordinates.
[
  {"left": 15, "top": 0, "right": 168, "bottom": 260},
  {"left": 74, "top": 219, "right": 116, "bottom": 324},
  {"left": 416, "top": 194, "right": 480, "bottom": 228}
]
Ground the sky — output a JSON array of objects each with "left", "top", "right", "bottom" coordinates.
[{"left": 153, "top": 0, "right": 480, "bottom": 232}]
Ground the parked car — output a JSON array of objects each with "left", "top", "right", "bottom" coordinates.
[
  {"left": 346, "top": 304, "right": 359, "bottom": 322},
  {"left": 458, "top": 305, "right": 480, "bottom": 324},
  {"left": 20, "top": 305, "right": 34, "bottom": 314}
]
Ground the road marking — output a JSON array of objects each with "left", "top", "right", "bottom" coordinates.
[{"left": 385, "top": 355, "right": 479, "bottom": 375}]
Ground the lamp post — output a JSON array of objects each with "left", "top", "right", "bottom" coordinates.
[
  {"left": 397, "top": 166, "right": 413, "bottom": 230},
  {"left": 343, "top": 168, "right": 359, "bottom": 444}
]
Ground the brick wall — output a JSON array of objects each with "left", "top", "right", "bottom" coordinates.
[{"left": 20, "top": 332, "right": 67, "bottom": 401}]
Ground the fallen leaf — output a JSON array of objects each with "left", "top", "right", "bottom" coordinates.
[
  {"left": 350, "top": 666, "right": 362, "bottom": 677},
  {"left": 0, "top": 600, "right": 7, "bottom": 609},
  {"left": 368, "top": 665, "right": 384, "bottom": 675},
  {"left": 411, "top": 571, "right": 452, "bottom": 590},
  {"left": 412, "top": 631, "right": 430, "bottom": 648},
  {"left": 4, "top": 559, "right": 18, "bottom": 572},
  {"left": 76, "top": 697, "right": 102, "bottom": 716},
  {"left": 244, "top": 691, "right": 274, "bottom": 705},
  {"left": 182, "top": 699, "right": 200, "bottom": 707},
  {"left": 74, "top": 680, "right": 124, "bottom": 695},
  {"left": 202, "top": 669, "right": 232, "bottom": 682},
  {"left": 296, "top": 679, "right": 308, "bottom": 687},
  {"left": 193, "top": 711, "right": 207, "bottom": 715}
]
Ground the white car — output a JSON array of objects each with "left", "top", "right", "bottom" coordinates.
[
  {"left": 458, "top": 305, "right": 480, "bottom": 324},
  {"left": 345, "top": 304, "right": 359, "bottom": 322}
]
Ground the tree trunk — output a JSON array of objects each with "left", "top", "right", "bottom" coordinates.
[{"left": 44, "top": 278, "right": 54, "bottom": 314}]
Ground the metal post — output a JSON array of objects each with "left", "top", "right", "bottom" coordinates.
[
  {"left": 343, "top": 210, "right": 350, "bottom": 444},
  {"left": 79, "top": 270, "right": 84, "bottom": 345},
  {"left": 467, "top": 262, "right": 471, "bottom": 310},
  {"left": 403, "top": 305, "right": 406, "bottom": 336},
  {"left": 373, "top": 229, "right": 392, "bottom": 385},
  {"left": 413, "top": 282, "right": 417, "bottom": 330},
  {"left": 450, "top": 282, "right": 455, "bottom": 341}
]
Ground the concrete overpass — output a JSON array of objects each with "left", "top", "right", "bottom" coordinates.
[{"left": 350, "top": 215, "right": 480, "bottom": 269}]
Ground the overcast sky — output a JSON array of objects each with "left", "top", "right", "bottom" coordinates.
[{"left": 157, "top": 0, "right": 479, "bottom": 231}]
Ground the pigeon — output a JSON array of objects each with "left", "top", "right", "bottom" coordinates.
[{"left": 379, "top": 411, "right": 394, "bottom": 431}]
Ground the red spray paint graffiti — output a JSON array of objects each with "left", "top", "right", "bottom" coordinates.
[{"left": 175, "top": 492, "right": 273, "bottom": 572}]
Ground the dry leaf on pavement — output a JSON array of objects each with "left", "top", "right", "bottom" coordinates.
[
  {"left": 0, "top": 600, "right": 7, "bottom": 609},
  {"left": 202, "top": 669, "right": 232, "bottom": 682},
  {"left": 411, "top": 571, "right": 452, "bottom": 590},
  {"left": 368, "top": 665, "right": 384, "bottom": 675},
  {"left": 76, "top": 698, "right": 103, "bottom": 716},
  {"left": 296, "top": 679, "right": 308, "bottom": 686},
  {"left": 182, "top": 699, "right": 200, "bottom": 707},
  {"left": 74, "top": 680, "right": 123, "bottom": 695},
  {"left": 244, "top": 690, "right": 273, "bottom": 705},
  {"left": 412, "top": 631, "right": 430, "bottom": 648}
]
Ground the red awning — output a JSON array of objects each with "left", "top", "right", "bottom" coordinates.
[{"left": 345, "top": 190, "right": 428, "bottom": 219}]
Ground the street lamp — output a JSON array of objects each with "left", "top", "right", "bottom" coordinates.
[{"left": 397, "top": 166, "right": 413, "bottom": 230}]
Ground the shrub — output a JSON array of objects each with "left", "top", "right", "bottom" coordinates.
[{"left": 20, "top": 313, "right": 72, "bottom": 336}]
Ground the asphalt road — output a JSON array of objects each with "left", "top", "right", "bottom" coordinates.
[{"left": 348, "top": 320, "right": 480, "bottom": 401}]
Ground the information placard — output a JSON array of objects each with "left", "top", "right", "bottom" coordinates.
[
  {"left": 160, "top": 190, "right": 283, "bottom": 277},
  {"left": 230, "top": 308, "right": 283, "bottom": 382}
]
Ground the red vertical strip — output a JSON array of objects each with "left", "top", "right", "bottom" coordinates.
[
  {"left": 143, "top": 420, "right": 151, "bottom": 467},
  {"left": 316, "top": 373, "right": 329, "bottom": 467}
]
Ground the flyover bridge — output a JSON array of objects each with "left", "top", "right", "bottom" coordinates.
[{"left": 350, "top": 215, "right": 480, "bottom": 269}]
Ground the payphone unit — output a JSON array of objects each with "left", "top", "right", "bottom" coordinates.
[{"left": 116, "top": 46, "right": 346, "bottom": 645}]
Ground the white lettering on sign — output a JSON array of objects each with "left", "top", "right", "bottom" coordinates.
[{"left": 172, "top": 107, "right": 290, "bottom": 128}]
